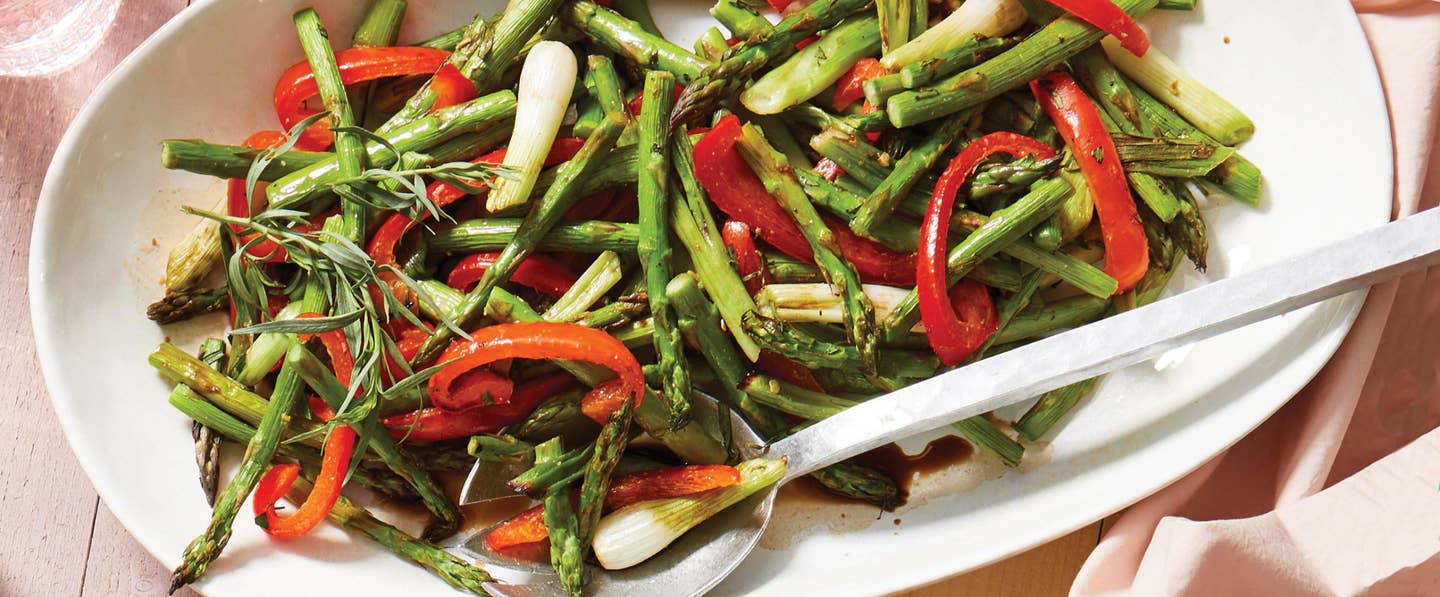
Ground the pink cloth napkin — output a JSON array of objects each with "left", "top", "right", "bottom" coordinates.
[{"left": 1072, "top": 1, "right": 1440, "bottom": 595}]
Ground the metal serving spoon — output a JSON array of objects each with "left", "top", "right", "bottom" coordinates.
[{"left": 453, "top": 207, "right": 1440, "bottom": 596}]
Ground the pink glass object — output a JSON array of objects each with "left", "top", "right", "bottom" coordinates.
[{"left": 0, "top": 0, "right": 121, "bottom": 76}]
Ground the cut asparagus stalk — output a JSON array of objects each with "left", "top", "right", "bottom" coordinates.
[
  {"left": 886, "top": 0, "right": 1160, "bottom": 127},
  {"left": 740, "top": 14, "right": 882, "bottom": 115},
  {"left": 865, "top": 37, "right": 1015, "bottom": 106},
  {"left": 160, "top": 140, "right": 329, "bottom": 181},
  {"left": 672, "top": 0, "right": 873, "bottom": 125},
  {"left": 878, "top": 0, "right": 1026, "bottom": 70},
  {"left": 148, "top": 285, "right": 228, "bottom": 325},
  {"left": 637, "top": 70, "right": 694, "bottom": 426},
  {"left": 711, "top": 0, "right": 770, "bottom": 41},
  {"left": 897, "top": 36, "right": 1016, "bottom": 91},
  {"left": 564, "top": 0, "right": 711, "bottom": 82},
  {"left": 850, "top": 109, "right": 972, "bottom": 239},
  {"left": 488, "top": 41, "right": 579, "bottom": 213},
  {"left": 1100, "top": 36, "right": 1254, "bottom": 146},
  {"left": 294, "top": 8, "right": 370, "bottom": 242}
]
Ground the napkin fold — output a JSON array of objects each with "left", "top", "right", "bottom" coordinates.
[{"left": 1073, "top": 2, "right": 1440, "bottom": 595}]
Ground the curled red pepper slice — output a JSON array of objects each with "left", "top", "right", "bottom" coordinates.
[
  {"left": 720, "top": 220, "right": 768, "bottom": 295},
  {"left": 484, "top": 464, "right": 742, "bottom": 551},
  {"left": 1046, "top": 0, "right": 1149, "bottom": 57},
  {"left": 253, "top": 313, "right": 358, "bottom": 538},
  {"left": 382, "top": 373, "right": 576, "bottom": 442},
  {"left": 693, "top": 115, "right": 916, "bottom": 285},
  {"left": 274, "top": 46, "right": 451, "bottom": 149},
  {"left": 919, "top": 132, "right": 1055, "bottom": 365},
  {"left": 430, "top": 322, "right": 643, "bottom": 416},
  {"left": 446, "top": 252, "right": 579, "bottom": 298},
  {"left": 1031, "top": 71, "right": 1148, "bottom": 293}
]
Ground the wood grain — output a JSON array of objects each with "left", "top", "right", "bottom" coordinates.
[
  {"left": 0, "top": 1, "right": 187, "bottom": 595},
  {"left": 0, "top": 1, "right": 1098, "bottom": 595},
  {"left": 903, "top": 523, "right": 1102, "bottom": 597}
]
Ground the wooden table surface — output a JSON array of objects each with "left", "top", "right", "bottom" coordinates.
[{"left": 0, "top": 1, "right": 1100, "bottom": 594}]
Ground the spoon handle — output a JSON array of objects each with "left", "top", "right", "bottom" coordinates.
[{"left": 769, "top": 207, "right": 1440, "bottom": 481}]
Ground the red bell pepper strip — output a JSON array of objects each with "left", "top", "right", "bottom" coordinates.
[
  {"left": 833, "top": 58, "right": 886, "bottom": 113},
  {"left": 720, "top": 220, "right": 768, "bottom": 295},
  {"left": 274, "top": 46, "right": 451, "bottom": 149},
  {"left": 428, "top": 63, "right": 479, "bottom": 112},
  {"left": 693, "top": 115, "right": 916, "bottom": 285},
  {"left": 484, "top": 464, "right": 742, "bottom": 550},
  {"left": 1045, "top": 0, "right": 1149, "bottom": 57},
  {"left": 382, "top": 373, "right": 576, "bottom": 442},
  {"left": 919, "top": 132, "right": 1055, "bottom": 365},
  {"left": 595, "top": 188, "right": 639, "bottom": 222},
  {"left": 445, "top": 252, "right": 579, "bottom": 298},
  {"left": 561, "top": 188, "right": 618, "bottom": 221},
  {"left": 431, "top": 322, "right": 643, "bottom": 417},
  {"left": 767, "top": 0, "right": 796, "bottom": 11},
  {"left": 252, "top": 313, "right": 359, "bottom": 538},
  {"left": 1031, "top": 71, "right": 1148, "bottom": 293}
]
